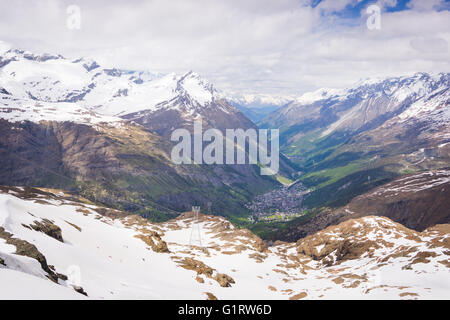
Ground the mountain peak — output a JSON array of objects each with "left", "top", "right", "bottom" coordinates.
[{"left": 0, "top": 46, "right": 230, "bottom": 122}]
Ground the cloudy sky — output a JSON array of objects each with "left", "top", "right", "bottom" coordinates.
[{"left": 0, "top": 0, "right": 449, "bottom": 97}]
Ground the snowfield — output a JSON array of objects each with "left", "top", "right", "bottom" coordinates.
[
  {"left": 0, "top": 48, "right": 223, "bottom": 126},
  {"left": 0, "top": 187, "right": 448, "bottom": 300}
]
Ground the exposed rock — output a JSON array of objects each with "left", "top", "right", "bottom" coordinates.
[
  {"left": 178, "top": 258, "right": 214, "bottom": 278},
  {"left": 214, "top": 273, "right": 235, "bottom": 287},
  {"left": 65, "top": 220, "right": 82, "bottom": 232},
  {"left": 248, "top": 252, "right": 267, "bottom": 263},
  {"left": 0, "top": 227, "right": 61, "bottom": 282},
  {"left": 295, "top": 217, "right": 419, "bottom": 266},
  {"left": 290, "top": 292, "right": 307, "bottom": 300},
  {"left": 29, "top": 219, "right": 63, "bottom": 242},
  {"left": 399, "top": 292, "right": 419, "bottom": 298},
  {"left": 135, "top": 231, "right": 169, "bottom": 253},
  {"left": 176, "top": 257, "right": 235, "bottom": 287},
  {"left": 205, "top": 292, "right": 218, "bottom": 300},
  {"left": 73, "top": 285, "right": 88, "bottom": 296}
]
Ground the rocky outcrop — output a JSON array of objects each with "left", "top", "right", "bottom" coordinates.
[
  {"left": 178, "top": 257, "right": 214, "bottom": 277},
  {"left": 0, "top": 227, "right": 61, "bottom": 282},
  {"left": 176, "top": 257, "right": 235, "bottom": 288},
  {"left": 29, "top": 219, "right": 63, "bottom": 242},
  {"left": 214, "top": 273, "right": 235, "bottom": 287},
  {"left": 135, "top": 231, "right": 169, "bottom": 253},
  {"left": 294, "top": 215, "right": 450, "bottom": 271},
  {"left": 205, "top": 292, "right": 218, "bottom": 300}
]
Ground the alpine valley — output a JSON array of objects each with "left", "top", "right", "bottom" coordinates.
[{"left": 0, "top": 46, "right": 296, "bottom": 223}]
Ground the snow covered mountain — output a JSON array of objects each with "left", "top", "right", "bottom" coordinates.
[
  {"left": 227, "top": 93, "right": 293, "bottom": 123},
  {"left": 256, "top": 72, "right": 450, "bottom": 231},
  {"left": 1, "top": 186, "right": 448, "bottom": 299},
  {"left": 228, "top": 93, "right": 294, "bottom": 108},
  {"left": 261, "top": 72, "right": 449, "bottom": 135},
  {"left": 0, "top": 46, "right": 291, "bottom": 221},
  {"left": 0, "top": 47, "right": 245, "bottom": 128}
]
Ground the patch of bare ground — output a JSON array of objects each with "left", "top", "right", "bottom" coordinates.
[
  {"left": 177, "top": 257, "right": 214, "bottom": 277},
  {"left": 365, "top": 284, "right": 411, "bottom": 294},
  {"left": 205, "top": 292, "right": 218, "bottom": 300},
  {"left": 399, "top": 292, "right": 419, "bottom": 298},
  {"left": 122, "top": 215, "right": 154, "bottom": 229},
  {"left": 331, "top": 273, "right": 367, "bottom": 287},
  {"left": 76, "top": 208, "right": 91, "bottom": 216},
  {"left": 221, "top": 250, "right": 237, "bottom": 255},
  {"left": 33, "top": 199, "right": 53, "bottom": 205},
  {"left": 64, "top": 220, "right": 82, "bottom": 232},
  {"left": 294, "top": 216, "right": 447, "bottom": 267},
  {"left": 272, "top": 240, "right": 290, "bottom": 247},
  {"left": 281, "top": 289, "right": 293, "bottom": 295},
  {"left": 289, "top": 292, "right": 307, "bottom": 300},
  {"left": 423, "top": 224, "right": 450, "bottom": 250},
  {"left": 165, "top": 223, "right": 182, "bottom": 231},
  {"left": 248, "top": 252, "right": 267, "bottom": 263},
  {"left": 425, "top": 224, "right": 450, "bottom": 234},
  {"left": 325, "top": 267, "right": 349, "bottom": 274},
  {"left": 199, "top": 247, "right": 210, "bottom": 256},
  {"left": 175, "top": 257, "right": 235, "bottom": 287},
  {"left": 296, "top": 219, "right": 384, "bottom": 265},
  {"left": 272, "top": 269, "right": 289, "bottom": 276},
  {"left": 134, "top": 231, "right": 169, "bottom": 253},
  {"left": 410, "top": 251, "right": 437, "bottom": 264},
  {"left": 438, "top": 259, "right": 450, "bottom": 267},
  {"left": 214, "top": 273, "right": 235, "bottom": 287},
  {"left": 268, "top": 286, "right": 277, "bottom": 292},
  {"left": 91, "top": 207, "right": 128, "bottom": 220},
  {"left": 380, "top": 246, "right": 418, "bottom": 262},
  {"left": 26, "top": 219, "right": 64, "bottom": 242}
]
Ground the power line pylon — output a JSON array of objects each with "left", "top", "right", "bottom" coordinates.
[{"left": 189, "top": 206, "right": 202, "bottom": 247}]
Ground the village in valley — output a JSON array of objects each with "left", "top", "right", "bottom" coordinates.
[{"left": 245, "top": 183, "right": 309, "bottom": 223}]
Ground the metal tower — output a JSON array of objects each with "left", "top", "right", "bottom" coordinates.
[{"left": 189, "top": 206, "right": 202, "bottom": 247}]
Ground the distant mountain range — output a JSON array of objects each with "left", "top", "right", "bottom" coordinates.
[
  {"left": 226, "top": 93, "right": 292, "bottom": 123},
  {"left": 254, "top": 72, "right": 450, "bottom": 239}
]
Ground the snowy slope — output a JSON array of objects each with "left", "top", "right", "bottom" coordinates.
[
  {"left": 228, "top": 93, "right": 294, "bottom": 108},
  {"left": 0, "top": 186, "right": 448, "bottom": 300},
  {"left": 0, "top": 48, "right": 226, "bottom": 125},
  {"left": 261, "top": 72, "right": 449, "bottom": 140},
  {"left": 299, "top": 72, "right": 449, "bottom": 107}
]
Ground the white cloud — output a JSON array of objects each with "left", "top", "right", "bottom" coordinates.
[{"left": 0, "top": 0, "right": 448, "bottom": 96}]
